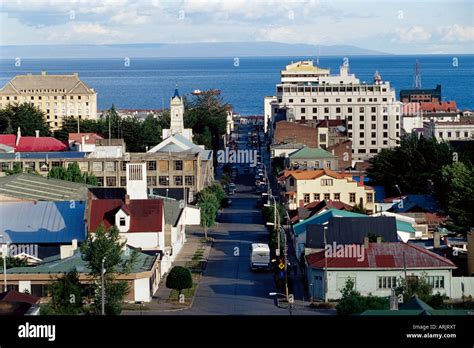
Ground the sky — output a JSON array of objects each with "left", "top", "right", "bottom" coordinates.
[{"left": 0, "top": 0, "right": 473, "bottom": 54}]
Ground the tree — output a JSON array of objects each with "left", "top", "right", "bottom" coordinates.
[
  {"left": 165, "top": 266, "right": 193, "bottom": 296},
  {"left": 438, "top": 162, "right": 474, "bottom": 228},
  {"left": 0, "top": 256, "right": 28, "bottom": 271},
  {"left": 336, "top": 279, "right": 388, "bottom": 316},
  {"left": 141, "top": 114, "right": 162, "bottom": 150},
  {"left": 197, "top": 190, "right": 219, "bottom": 239},
  {"left": 42, "top": 269, "right": 83, "bottom": 315},
  {"left": 0, "top": 103, "right": 50, "bottom": 136},
  {"left": 395, "top": 274, "right": 433, "bottom": 303},
  {"left": 48, "top": 162, "right": 97, "bottom": 185},
  {"left": 5, "top": 162, "right": 22, "bottom": 176},
  {"left": 351, "top": 202, "right": 368, "bottom": 215},
  {"left": 80, "top": 224, "right": 138, "bottom": 315},
  {"left": 207, "top": 184, "right": 227, "bottom": 208}
]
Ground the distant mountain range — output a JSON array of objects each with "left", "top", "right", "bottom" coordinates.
[{"left": 0, "top": 42, "right": 389, "bottom": 59}]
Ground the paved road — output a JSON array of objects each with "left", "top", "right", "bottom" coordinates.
[{"left": 172, "top": 124, "right": 333, "bottom": 315}]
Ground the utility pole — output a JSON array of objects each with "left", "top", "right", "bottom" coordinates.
[
  {"left": 323, "top": 226, "right": 328, "bottom": 303},
  {"left": 101, "top": 257, "right": 106, "bottom": 315},
  {"left": 1, "top": 242, "right": 7, "bottom": 292}
]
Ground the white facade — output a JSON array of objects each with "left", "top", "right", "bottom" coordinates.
[
  {"left": 308, "top": 268, "right": 454, "bottom": 300},
  {"left": 423, "top": 120, "right": 474, "bottom": 141},
  {"left": 126, "top": 163, "right": 147, "bottom": 200},
  {"left": 265, "top": 60, "right": 401, "bottom": 161},
  {"left": 162, "top": 89, "right": 193, "bottom": 141}
]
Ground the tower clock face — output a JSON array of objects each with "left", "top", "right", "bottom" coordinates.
[{"left": 175, "top": 112, "right": 179, "bottom": 118}]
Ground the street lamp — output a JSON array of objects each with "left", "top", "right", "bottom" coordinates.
[
  {"left": 323, "top": 226, "right": 329, "bottom": 303},
  {"left": 269, "top": 292, "right": 292, "bottom": 315},
  {"left": 101, "top": 256, "right": 106, "bottom": 315}
]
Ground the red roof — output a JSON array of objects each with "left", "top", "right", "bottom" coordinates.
[
  {"left": 0, "top": 134, "right": 67, "bottom": 152},
  {"left": 89, "top": 199, "right": 163, "bottom": 233},
  {"left": 305, "top": 242, "right": 456, "bottom": 269},
  {"left": 420, "top": 101, "right": 457, "bottom": 112},
  {"left": 0, "top": 290, "right": 40, "bottom": 304},
  {"left": 69, "top": 132, "right": 104, "bottom": 145},
  {"left": 304, "top": 200, "right": 353, "bottom": 212},
  {"left": 0, "top": 135, "right": 17, "bottom": 148},
  {"left": 16, "top": 137, "right": 67, "bottom": 152}
]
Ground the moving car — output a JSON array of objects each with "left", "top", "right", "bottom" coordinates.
[{"left": 250, "top": 243, "right": 271, "bottom": 271}]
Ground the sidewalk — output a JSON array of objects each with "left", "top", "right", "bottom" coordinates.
[{"left": 124, "top": 228, "right": 212, "bottom": 313}]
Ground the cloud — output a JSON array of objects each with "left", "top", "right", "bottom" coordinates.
[
  {"left": 439, "top": 24, "right": 474, "bottom": 42},
  {"left": 392, "top": 26, "right": 432, "bottom": 43},
  {"left": 110, "top": 11, "right": 150, "bottom": 25}
]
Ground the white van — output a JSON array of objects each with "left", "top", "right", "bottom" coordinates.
[{"left": 250, "top": 243, "right": 271, "bottom": 271}]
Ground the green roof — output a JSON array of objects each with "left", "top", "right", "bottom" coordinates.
[
  {"left": 288, "top": 147, "right": 335, "bottom": 160},
  {"left": 7, "top": 249, "right": 156, "bottom": 275},
  {"left": 396, "top": 220, "right": 417, "bottom": 233},
  {"left": 294, "top": 208, "right": 367, "bottom": 235},
  {"left": 0, "top": 173, "right": 93, "bottom": 201},
  {"left": 163, "top": 198, "right": 182, "bottom": 227}
]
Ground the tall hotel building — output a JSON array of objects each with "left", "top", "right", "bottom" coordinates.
[
  {"left": 265, "top": 61, "right": 401, "bottom": 161},
  {"left": 0, "top": 72, "right": 97, "bottom": 130}
]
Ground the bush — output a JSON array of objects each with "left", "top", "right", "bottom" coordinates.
[{"left": 166, "top": 266, "right": 193, "bottom": 295}]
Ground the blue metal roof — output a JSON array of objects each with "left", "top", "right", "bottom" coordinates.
[
  {"left": 0, "top": 201, "right": 86, "bottom": 244},
  {"left": 0, "top": 152, "right": 89, "bottom": 160},
  {"left": 293, "top": 209, "right": 368, "bottom": 236}
]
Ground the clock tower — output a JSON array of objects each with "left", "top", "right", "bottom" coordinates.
[{"left": 170, "top": 88, "right": 184, "bottom": 134}]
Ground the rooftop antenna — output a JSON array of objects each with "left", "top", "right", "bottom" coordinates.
[{"left": 414, "top": 59, "right": 422, "bottom": 89}]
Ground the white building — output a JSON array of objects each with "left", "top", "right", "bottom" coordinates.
[
  {"left": 162, "top": 88, "right": 193, "bottom": 141},
  {"left": 265, "top": 60, "right": 401, "bottom": 161},
  {"left": 306, "top": 241, "right": 457, "bottom": 300},
  {"left": 423, "top": 119, "right": 474, "bottom": 141}
]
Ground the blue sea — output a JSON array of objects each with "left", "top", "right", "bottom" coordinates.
[{"left": 0, "top": 55, "right": 473, "bottom": 114}]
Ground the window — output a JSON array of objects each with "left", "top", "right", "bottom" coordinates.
[
  {"left": 289, "top": 99, "right": 294, "bottom": 103},
  {"left": 377, "top": 276, "right": 397, "bottom": 289},
  {"left": 301, "top": 107, "right": 306, "bottom": 114},
  {"left": 121, "top": 161, "right": 128, "bottom": 171},
  {"left": 312, "top": 107, "right": 318, "bottom": 114},
  {"left": 147, "top": 161, "right": 157, "bottom": 171},
  {"left": 119, "top": 217, "right": 126, "bottom": 227},
  {"left": 106, "top": 176, "right": 116, "bottom": 187},
  {"left": 348, "top": 107, "right": 352, "bottom": 113},
  {"left": 174, "top": 160, "right": 183, "bottom": 171},
  {"left": 427, "top": 276, "right": 445, "bottom": 289},
  {"left": 349, "top": 193, "right": 356, "bottom": 203},
  {"left": 359, "top": 132, "right": 364, "bottom": 138},
  {"left": 324, "top": 107, "right": 329, "bottom": 114},
  {"left": 313, "top": 193, "right": 320, "bottom": 201},
  {"left": 383, "top": 124, "right": 388, "bottom": 130},
  {"left": 159, "top": 176, "right": 169, "bottom": 186},
  {"left": 383, "top": 132, "right": 388, "bottom": 138},
  {"left": 0, "top": 162, "right": 11, "bottom": 171},
  {"left": 120, "top": 176, "right": 126, "bottom": 186},
  {"left": 104, "top": 161, "right": 115, "bottom": 172},
  {"left": 324, "top": 98, "right": 329, "bottom": 103},
  {"left": 336, "top": 107, "right": 341, "bottom": 113},
  {"left": 96, "top": 177, "right": 104, "bottom": 186},
  {"left": 371, "top": 115, "right": 376, "bottom": 121},
  {"left": 185, "top": 175, "right": 194, "bottom": 186},
  {"left": 300, "top": 98, "right": 305, "bottom": 103},
  {"left": 383, "top": 115, "right": 388, "bottom": 121},
  {"left": 321, "top": 179, "right": 333, "bottom": 186},
  {"left": 147, "top": 176, "right": 157, "bottom": 186},
  {"left": 159, "top": 160, "right": 169, "bottom": 171},
  {"left": 336, "top": 98, "right": 340, "bottom": 102},
  {"left": 366, "top": 193, "right": 373, "bottom": 203},
  {"left": 324, "top": 193, "right": 330, "bottom": 200},
  {"left": 360, "top": 124, "right": 364, "bottom": 130},
  {"left": 334, "top": 193, "right": 340, "bottom": 201},
  {"left": 447, "top": 132, "right": 452, "bottom": 138},
  {"left": 174, "top": 176, "right": 183, "bottom": 186},
  {"left": 371, "top": 107, "right": 376, "bottom": 113},
  {"left": 303, "top": 193, "right": 310, "bottom": 204},
  {"left": 92, "top": 162, "right": 103, "bottom": 172},
  {"left": 359, "top": 107, "right": 364, "bottom": 113}
]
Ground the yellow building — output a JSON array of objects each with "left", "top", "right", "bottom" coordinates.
[
  {"left": 0, "top": 72, "right": 97, "bottom": 130},
  {"left": 279, "top": 169, "right": 375, "bottom": 213}
]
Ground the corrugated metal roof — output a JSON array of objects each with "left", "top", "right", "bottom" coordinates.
[
  {"left": 294, "top": 209, "right": 367, "bottom": 235},
  {"left": 288, "top": 147, "right": 335, "bottom": 159},
  {"left": 6, "top": 249, "right": 157, "bottom": 275},
  {"left": 0, "top": 200, "right": 86, "bottom": 244},
  {"left": 306, "top": 242, "right": 456, "bottom": 269},
  {"left": 0, "top": 174, "right": 91, "bottom": 201}
]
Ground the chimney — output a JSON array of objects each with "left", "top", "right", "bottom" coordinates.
[
  {"left": 16, "top": 127, "right": 21, "bottom": 146},
  {"left": 433, "top": 230, "right": 440, "bottom": 249},
  {"left": 35, "top": 130, "right": 39, "bottom": 138},
  {"left": 71, "top": 239, "right": 78, "bottom": 251},
  {"left": 376, "top": 236, "right": 382, "bottom": 244},
  {"left": 125, "top": 194, "right": 130, "bottom": 205},
  {"left": 364, "top": 236, "right": 369, "bottom": 249},
  {"left": 358, "top": 174, "right": 364, "bottom": 186}
]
